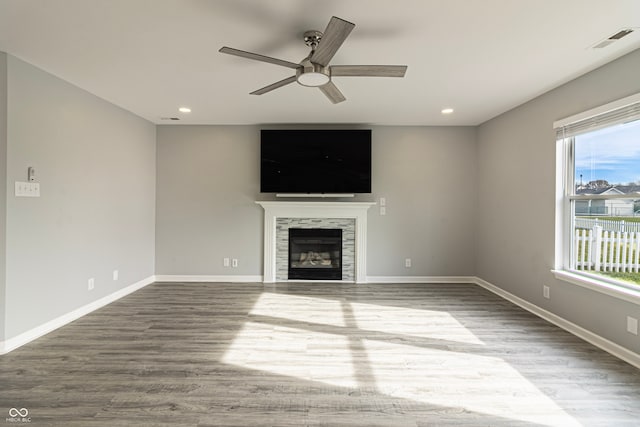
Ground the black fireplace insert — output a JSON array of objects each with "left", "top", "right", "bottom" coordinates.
[{"left": 288, "top": 228, "right": 342, "bottom": 280}]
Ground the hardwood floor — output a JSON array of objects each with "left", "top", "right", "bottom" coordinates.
[{"left": 1, "top": 282, "right": 640, "bottom": 426}]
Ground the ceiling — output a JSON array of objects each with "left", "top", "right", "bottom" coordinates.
[{"left": 0, "top": 0, "right": 639, "bottom": 126}]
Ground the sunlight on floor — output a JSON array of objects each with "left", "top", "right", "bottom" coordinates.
[
  {"left": 349, "top": 301, "right": 484, "bottom": 345},
  {"left": 360, "top": 339, "right": 581, "bottom": 426},
  {"left": 222, "top": 292, "right": 581, "bottom": 426},
  {"left": 248, "top": 292, "right": 347, "bottom": 327},
  {"left": 222, "top": 321, "right": 358, "bottom": 388}
]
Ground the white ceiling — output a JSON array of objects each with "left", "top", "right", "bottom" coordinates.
[{"left": 0, "top": 0, "right": 639, "bottom": 126}]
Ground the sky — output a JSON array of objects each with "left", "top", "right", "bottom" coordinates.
[{"left": 574, "top": 119, "right": 640, "bottom": 186}]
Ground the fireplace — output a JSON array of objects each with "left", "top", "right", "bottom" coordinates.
[
  {"left": 288, "top": 228, "right": 342, "bottom": 280},
  {"left": 256, "top": 201, "right": 375, "bottom": 283}
]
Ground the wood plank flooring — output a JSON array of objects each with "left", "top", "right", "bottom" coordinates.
[{"left": 1, "top": 282, "right": 640, "bottom": 426}]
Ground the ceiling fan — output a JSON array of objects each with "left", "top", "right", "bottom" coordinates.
[{"left": 219, "top": 16, "right": 407, "bottom": 104}]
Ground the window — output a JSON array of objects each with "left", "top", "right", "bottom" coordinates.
[{"left": 555, "top": 93, "right": 640, "bottom": 297}]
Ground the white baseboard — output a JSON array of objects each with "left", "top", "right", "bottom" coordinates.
[
  {"left": 367, "top": 276, "right": 476, "bottom": 284},
  {"left": 154, "top": 275, "right": 263, "bottom": 283},
  {"left": 472, "top": 276, "right": 640, "bottom": 369},
  {"left": 0, "top": 275, "right": 156, "bottom": 355},
  {"left": 156, "top": 275, "right": 475, "bottom": 285}
]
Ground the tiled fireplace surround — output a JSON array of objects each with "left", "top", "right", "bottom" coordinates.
[{"left": 256, "top": 201, "right": 375, "bottom": 283}]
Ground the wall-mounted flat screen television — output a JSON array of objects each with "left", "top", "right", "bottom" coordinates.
[{"left": 260, "top": 129, "right": 372, "bottom": 194}]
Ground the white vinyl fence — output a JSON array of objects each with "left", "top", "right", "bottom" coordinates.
[
  {"left": 575, "top": 217, "right": 640, "bottom": 233},
  {"left": 575, "top": 226, "right": 640, "bottom": 273}
]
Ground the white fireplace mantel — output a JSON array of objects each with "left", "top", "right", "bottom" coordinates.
[{"left": 256, "top": 201, "right": 375, "bottom": 283}]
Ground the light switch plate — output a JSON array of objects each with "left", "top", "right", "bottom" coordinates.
[{"left": 15, "top": 181, "right": 40, "bottom": 197}]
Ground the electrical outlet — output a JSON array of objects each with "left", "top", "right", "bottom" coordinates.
[
  {"left": 543, "top": 285, "right": 550, "bottom": 299},
  {"left": 113, "top": 270, "right": 119, "bottom": 281},
  {"left": 627, "top": 316, "right": 638, "bottom": 335},
  {"left": 223, "top": 257, "right": 230, "bottom": 267},
  {"left": 380, "top": 206, "right": 386, "bottom": 216},
  {"left": 232, "top": 258, "right": 238, "bottom": 268},
  {"left": 88, "top": 278, "right": 95, "bottom": 291},
  {"left": 405, "top": 258, "right": 412, "bottom": 268}
]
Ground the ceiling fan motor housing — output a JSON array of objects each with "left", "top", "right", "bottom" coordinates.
[{"left": 296, "top": 58, "right": 330, "bottom": 87}]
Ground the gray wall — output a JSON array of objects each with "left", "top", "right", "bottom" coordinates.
[
  {"left": 0, "top": 52, "right": 7, "bottom": 341},
  {"left": 4, "top": 55, "right": 156, "bottom": 339},
  {"left": 155, "top": 125, "right": 477, "bottom": 277},
  {"left": 155, "top": 125, "right": 262, "bottom": 276},
  {"left": 477, "top": 48, "right": 640, "bottom": 354},
  {"left": 367, "top": 127, "right": 477, "bottom": 276}
]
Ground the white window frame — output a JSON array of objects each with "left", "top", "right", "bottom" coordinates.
[{"left": 553, "top": 92, "right": 640, "bottom": 304}]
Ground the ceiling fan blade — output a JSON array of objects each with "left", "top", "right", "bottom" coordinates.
[
  {"left": 219, "top": 47, "right": 300, "bottom": 69},
  {"left": 310, "top": 16, "right": 355, "bottom": 67},
  {"left": 330, "top": 65, "right": 408, "bottom": 77},
  {"left": 250, "top": 75, "right": 297, "bottom": 95},
  {"left": 319, "top": 81, "right": 346, "bottom": 104}
]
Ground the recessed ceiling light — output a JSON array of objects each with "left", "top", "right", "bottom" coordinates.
[
  {"left": 441, "top": 108, "right": 454, "bottom": 114},
  {"left": 178, "top": 107, "right": 191, "bottom": 113}
]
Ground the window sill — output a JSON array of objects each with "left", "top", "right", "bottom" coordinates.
[{"left": 552, "top": 270, "right": 640, "bottom": 305}]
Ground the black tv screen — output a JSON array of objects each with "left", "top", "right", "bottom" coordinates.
[{"left": 261, "top": 129, "right": 372, "bottom": 194}]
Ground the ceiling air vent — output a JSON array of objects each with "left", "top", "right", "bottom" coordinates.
[
  {"left": 609, "top": 29, "right": 634, "bottom": 40},
  {"left": 592, "top": 28, "right": 634, "bottom": 49},
  {"left": 160, "top": 117, "right": 180, "bottom": 121}
]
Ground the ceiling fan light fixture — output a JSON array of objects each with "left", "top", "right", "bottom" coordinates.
[
  {"left": 297, "top": 71, "right": 330, "bottom": 87},
  {"left": 296, "top": 59, "right": 330, "bottom": 87}
]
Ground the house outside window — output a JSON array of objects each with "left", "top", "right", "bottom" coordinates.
[{"left": 555, "top": 93, "right": 640, "bottom": 295}]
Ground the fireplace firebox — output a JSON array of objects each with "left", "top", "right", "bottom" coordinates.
[{"left": 288, "top": 228, "right": 342, "bottom": 280}]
